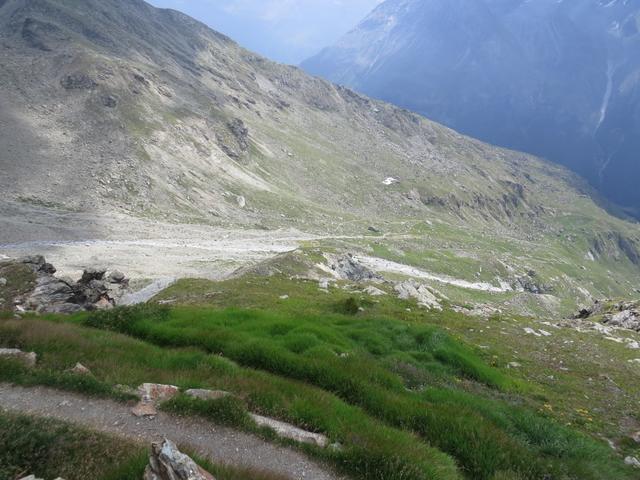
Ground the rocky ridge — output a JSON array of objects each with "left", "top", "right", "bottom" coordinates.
[
  {"left": 302, "top": 0, "right": 640, "bottom": 217},
  {"left": 9, "top": 256, "right": 129, "bottom": 314}
]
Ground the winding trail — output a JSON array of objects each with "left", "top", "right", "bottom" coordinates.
[{"left": 0, "top": 384, "right": 345, "bottom": 480}]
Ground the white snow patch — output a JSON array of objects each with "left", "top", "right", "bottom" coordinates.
[
  {"left": 382, "top": 177, "right": 399, "bottom": 186},
  {"left": 357, "top": 256, "right": 512, "bottom": 293}
]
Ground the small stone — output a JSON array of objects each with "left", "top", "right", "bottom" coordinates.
[
  {"left": 137, "top": 383, "right": 179, "bottom": 403},
  {"left": 69, "top": 362, "right": 91, "bottom": 375},
  {"left": 114, "top": 384, "right": 140, "bottom": 398},
  {"left": 101, "top": 95, "right": 117, "bottom": 108},
  {"left": 625, "top": 456, "right": 640, "bottom": 468},
  {"left": 40, "top": 263, "right": 57, "bottom": 274},
  {"left": 93, "top": 297, "right": 114, "bottom": 310},
  {"left": 279, "top": 295, "right": 289, "bottom": 300},
  {"left": 364, "top": 286, "right": 386, "bottom": 296},
  {"left": 132, "top": 401, "right": 158, "bottom": 417},
  {"left": 0, "top": 277, "right": 6, "bottom": 286},
  {"left": 107, "top": 270, "right": 126, "bottom": 284},
  {"left": 631, "top": 431, "right": 640, "bottom": 444},
  {"left": 508, "top": 362, "right": 521, "bottom": 368},
  {"left": 523, "top": 327, "right": 541, "bottom": 337}
]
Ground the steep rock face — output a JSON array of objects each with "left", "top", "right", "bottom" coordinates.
[
  {"left": 302, "top": 0, "right": 640, "bottom": 217},
  {"left": 0, "top": 0, "right": 613, "bottom": 230}
]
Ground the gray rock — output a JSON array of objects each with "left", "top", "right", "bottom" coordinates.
[
  {"left": 68, "top": 362, "right": 91, "bottom": 375},
  {"left": 101, "top": 95, "right": 117, "bottom": 108},
  {"left": 40, "top": 263, "right": 57, "bottom": 274},
  {"left": 0, "top": 348, "right": 37, "bottom": 367},
  {"left": 326, "top": 254, "right": 381, "bottom": 282},
  {"left": 25, "top": 276, "right": 75, "bottom": 311},
  {"left": 80, "top": 268, "right": 107, "bottom": 284},
  {"left": 604, "top": 310, "right": 640, "bottom": 331},
  {"left": 107, "top": 270, "right": 126, "bottom": 284},
  {"left": 363, "top": 286, "right": 386, "bottom": 297},
  {"left": 185, "top": 389, "right": 231, "bottom": 401},
  {"left": 394, "top": 280, "right": 441, "bottom": 310},
  {"left": 20, "top": 255, "right": 46, "bottom": 271},
  {"left": 143, "top": 439, "right": 216, "bottom": 480},
  {"left": 60, "top": 73, "right": 96, "bottom": 90},
  {"left": 250, "top": 413, "right": 329, "bottom": 448},
  {"left": 0, "top": 277, "right": 6, "bottom": 287},
  {"left": 625, "top": 456, "right": 640, "bottom": 468}
]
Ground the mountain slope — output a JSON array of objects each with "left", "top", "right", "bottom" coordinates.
[
  {"left": 302, "top": 0, "right": 640, "bottom": 218},
  {"left": 0, "top": 0, "right": 639, "bottom": 311}
]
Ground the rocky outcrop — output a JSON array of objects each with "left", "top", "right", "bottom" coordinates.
[
  {"left": 574, "top": 300, "right": 640, "bottom": 332},
  {"left": 144, "top": 439, "right": 216, "bottom": 480},
  {"left": 512, "top": 270, "right": 553, "bottom": 295},
  {"left": 394, "top": 280, "right": 441, "bottom": 310},
  {"left": 325, "top": 254, "right": 381, "bottom": 282},
  {"left": 13, "top": 256, "right": 129, "bottom": 314},
  {"left": 604, "top": 309, "right": 640, "bottom": 332}
]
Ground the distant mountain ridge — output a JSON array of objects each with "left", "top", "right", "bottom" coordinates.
[
  {"left": 302, "top": 0, "right": 640, "bottom": 218},
  {"left": 1, "top": 0, "right": 640, "bottom": 307}
]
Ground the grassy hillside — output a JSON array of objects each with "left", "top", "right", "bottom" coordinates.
[{"left": 1, "top": 267, "right": 639, "bottom": 479}]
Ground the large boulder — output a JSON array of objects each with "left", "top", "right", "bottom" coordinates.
[
  {"left": 0, "top": 348, "right": 37, "bottom": 367},
  {"left": 25, "top": 276, "right": 75, "bottom": 312},
  {"left": 394, "top": 280, "right": 441, "bottom": 310},
  {"left": 143, "top": 439, "right": 216, "bottom": 480}
]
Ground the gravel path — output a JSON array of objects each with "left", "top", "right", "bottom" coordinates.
[{"left": 0, "top": 384, "right": 346, "bottom": 480}]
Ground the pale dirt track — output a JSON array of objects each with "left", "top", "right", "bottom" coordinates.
[{"left": 0, "top": 384, "right": 346, "bottom": 480}]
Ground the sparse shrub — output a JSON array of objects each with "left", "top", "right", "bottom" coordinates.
[
  {"left": 337, "top": 297, "right": 360, "bottom": 315},
  {"left": 84, "top": 304, "right": 169, "bottom": 333}
]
